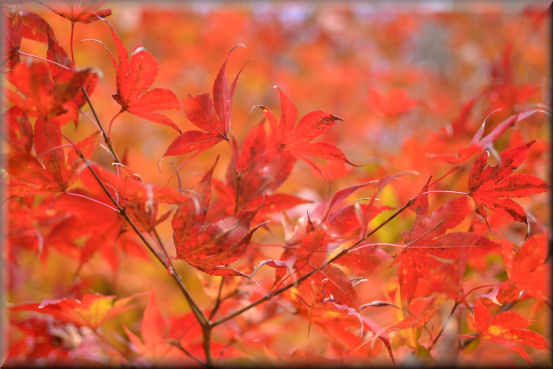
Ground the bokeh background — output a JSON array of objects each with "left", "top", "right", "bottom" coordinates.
[{"left": 4, "top": 1, "right": 550, "bottom": 366}]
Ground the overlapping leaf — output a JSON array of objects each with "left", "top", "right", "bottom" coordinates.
[
  {"left": 4, "top": 108, "right": 98, "bottom": 194},
  {"left": 80, "top": 163, "right": 190, "bottom": 231},
  {"left": 172, "top": 161, "right": 262, "bottom": 275},
  {"left": 395, "top": 182, "right": 499, "bottom": 302},
  {"left": 4, "top": 9, "right": 99, "bottom": 125},
  {"left": 212, "top": 120, "right": 304, "bottom": 215}
]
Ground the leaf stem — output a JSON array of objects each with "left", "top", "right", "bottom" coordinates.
[
  {"left": 70, "top": 22, "right": 76, "bottom": 64},
  {"left": 108, "top": 110, "right": 123, "bottom": 139},
  {"left": 234, "top": 175, "right": 241, "bottom": 214},
  {"left": 17, "top": 51, "right": 73, "bottom": 71}
]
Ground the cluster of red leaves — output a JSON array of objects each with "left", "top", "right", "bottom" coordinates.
[{"left": 2, "top": 2, "right": 550, "bottom": 367}]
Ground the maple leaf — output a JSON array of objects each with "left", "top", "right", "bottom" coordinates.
[
  {"left": 3, "top": 8, "right": 23, "bottom": 68},
  {"left": 6, "top": 316, "right": 110, "bottom": 365},
  {"left": 4, "top": 9, "right": 99, "bottom": 125},
  {"left": 164, "top": 45, "right": 245, "bottom": 157},
  {"left": 369, "top": 88, "right": 417, "bottom": 117},
  {"left": 8, "top": 61, "right": 92, "bottom": 120},
  {"left": 5, "top": 107, "right": 33, "bottom": 153},
  {"left": 10, "top": 293, "right": 137, "bottom": 330},
  {"left": 259, "top": 87, "right": 357, "bottom": 179},
  {"left": 171, "top": 160, "right": 263, "bottom": 275},
  {"left": 502, "top": 233, "right": 550, "bottom": 304},
  {"left": 469, "top": 141, "right": 549, "bottom": 226},
  {"left": 4, "top": 194, "right": 68, "bottom": 261},
  {"left": 212, "top": 120, "right": 304, "bottom": 215},
  {"left": 395, "top": 181, "right": 499, "bottom": 302},
  {"left": 80, "top": 162, "right": 190, "bottom": 232},
  {"left": 4, "top": 112, "right": 98, "bottom": 194},
  {"left": 124, "top": 294, "right": 185, "bottom": 363},
  {"left": 44, "top": 0, "right": 112, "bottom": 23},
  {"left": 45, "top": 190, "right": 149, "bottom": 272},
  {"left": 173, "top": 206, "right": 260, "bottom": 276},
  {"left": 455, "top": 109, "right": 546, "bottom": 164},
  {"left": 472, "top": 299, "right": 550, "bottom": 363},
  {"left": 124, "top": 293, "right": 233, "bottom": 365},
  {"left": 104, "top": 22, "right": 181, "bottom": 133}
]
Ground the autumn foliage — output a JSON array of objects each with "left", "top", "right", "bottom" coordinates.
[{"left": 2, "top": 1, "right": 551, "bottom": 367}]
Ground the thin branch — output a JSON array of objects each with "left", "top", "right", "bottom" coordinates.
[
  {"left": 429, "top": 165, "right": 460, "bottom": 188},
  {"left": 78, "top": 84, "right": 211, "bottom": 331},
  {"left": 203, "top": 327, "right": 214, "bottom": 366},
  {"left": 150, "top": 228, "right": 207, "bottom": 324},
  {"left": 80, "top": 86, "right": 121, "bottom": 163},
  {"left": 169, "top": 340, "right": 206, "bottom": 367},
  {"left": 209, "top": 277, "right": 226, "bottom": 320},
  {"left": 428, "top": 301, "right": 459, "bottom": 351},
  {"left": 212, "top": 198, "right": 414, "bottom": 327},
  {"left": 108, "top": 110, "right": 124, "bottom": 138}
]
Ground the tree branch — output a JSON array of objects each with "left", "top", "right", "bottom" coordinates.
[
  {"left": 70, "top": 145, "right": 209, "bottom": 327},
  {"left": 211, "top": 198, "right": 414, "bottom": 327}
]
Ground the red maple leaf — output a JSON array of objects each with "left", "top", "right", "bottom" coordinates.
[
  {"left": 502, "top": 233, "right": 550, "bottom": 304},
  {"left": 164, "top": 45, "right": 245, "bottom": 158},
  {"left": 104, "top": 22, "right": 181, "bottom": 134},
  {"left": 368, "top": 88, "right": 417, "bottom": 117},
  {"left": 44, "top": 0, "right": 112, "bottom": 23},
  {"left": 10, "top": 293, "right": 137, "bottom": 330},
  {"left": 469, "top": 141, "right": 549, "bottom": 226},
  {"left": 171, "top": 160, "right": 262, "bottom": 276},
  {"left": 5, "top": 108, "right": 98, "bottom": 194},
  {"left": 3, "top": 9, "right": 23, "bottom": 68},
  {"left": 259, "top": 87, "right": 357, "bottom": 179},
  {"left": 472, "top": 298, "right": 550, "bottom": 363},
  {"left": 395, "top": 181, "right": 499, "bottom": 302}
]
